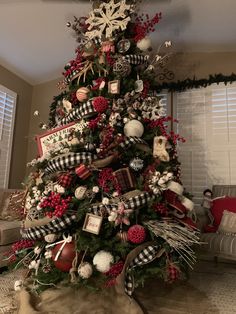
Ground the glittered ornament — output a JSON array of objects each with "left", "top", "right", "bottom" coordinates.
[
  {"left": 129, "top": 157, "right": 144, "bottom": 171},
  {"left": 124, "top": 120, "right": 144, "bottom": 138},
  {"left": 117, "top": 39, "right": 131, "bottom": 53},
  {"left": 78, "top": 262, "right": 93, "bottom": 279},
  {"left": 93, "top": 250, "right": 114, "bottom": 273},
  {"left": 127, "top": 225, "right": 146, "bottom": 244},
  {"left": 76, "top": 87, "right": 90, "bottom": 102},
  {"left": 113, "top": 58, "right": 131, "bottom": 77},
  {"left": 93, "top": 96, "right": 109, "bottom": 113},
  {"left": 52, "top": 242, "right": 76, "bottom": 272},
  {"left": 116, "top": 231, "right": 128, "bottom": 242}
]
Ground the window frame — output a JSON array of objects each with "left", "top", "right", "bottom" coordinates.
[{"left": 0, "top": 84, "right": 17, "bottom": 188}]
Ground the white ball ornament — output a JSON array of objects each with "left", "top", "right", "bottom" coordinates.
[
  {"left": 137, "top": 36, "right": 152, "bottom": 51},
  {"left": 93, "top": 250, "right": 114, "bottom": 273},
  {"left": 124, "top": 120, "right": 144, "bottom": 138},
  {"left": 78, "top": 262, "right": 93, "bottom": 279}
]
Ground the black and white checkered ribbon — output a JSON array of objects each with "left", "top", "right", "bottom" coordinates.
[
  {"left": 60, "top": 100, "right": 96, "bottom": 125},
  {"left": 123, "top": 55, "right": 150, "bottom": 65},
  {"left": 119, "top": 136, "right": 148, "bottom": 149},
  {"left": 44, "top": 152, "right": 97, "bottom": 174},
  {"left": 125, "top": 245, "right": 160, "bottom": 296},
  {"left": 64, "top": 70, "right": 80, "bottom": 84},
  {"left": 91, "top": 191, "right": 154, "bottom": 215},
  {"left": 21, "top": 214, "right": 77, "bottom": 240}
]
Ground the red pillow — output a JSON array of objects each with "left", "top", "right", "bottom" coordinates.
[
  {"left": 204, "top": 225, "right": 217, "bottom": 233},
  {"left": 211, "top": 197, "right": 236, "bottom": 226}
]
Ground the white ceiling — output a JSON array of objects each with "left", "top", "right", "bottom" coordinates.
[{"left": 0, "top": 0, "right": 236, "bottom": 85}]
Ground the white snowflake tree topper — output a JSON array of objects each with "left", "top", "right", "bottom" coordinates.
[{"left": 85, "top": 0, "right": 134, "bottom": 40}]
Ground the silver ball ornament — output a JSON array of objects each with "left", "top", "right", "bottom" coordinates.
[{"left": 129, "top": 157, "right": 144, "bottom": 171}]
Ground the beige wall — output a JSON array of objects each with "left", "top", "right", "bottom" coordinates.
[
  {"left": 0, "top": 65, "right": 33, "bottom": 189},
  {"left": 27, "top": 78, "right": 60, "bottom": 163},
  {"left": 169, "top": 52, "right": 236, "bottom": 81}
]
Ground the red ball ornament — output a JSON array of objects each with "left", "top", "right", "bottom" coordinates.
[
  {"left": 52, "top": 242, "right": 76, "bottom": 272},
  {"left": 127, "top": 225, "right": 146, "bottom": 244},
  {"left": 93, "top": 96, "right": 109, "bottom": 113}
]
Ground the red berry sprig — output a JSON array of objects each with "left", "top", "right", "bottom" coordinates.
[
  {"left": 39, "top": 192, "right": 72, "bottom": 218},
  {"left": 12, "top": 239, "right": 35, "bottom": 254},
  {"left": 133, "top": 12, "right": 162, "bottom": 42}
]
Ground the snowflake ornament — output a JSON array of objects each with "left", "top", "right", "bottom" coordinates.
[{"left": 85, "top": 0, "right": 134, "bottom": 40}]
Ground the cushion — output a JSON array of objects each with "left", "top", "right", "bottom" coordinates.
[
  {"left": 211, "top": 196, "right": 236, "bottom": 226},
  {"left": 0, "top": 220, "right": 21, "bottom": 245},
  {"left": 0, "top": 190, "right": 24, "bottom": 221},
  {"left": 204, "top": 224, "right": 217, "bottom": 233},
  {"left": 217, "top": 210, "right": 236, "bottom": 234}
]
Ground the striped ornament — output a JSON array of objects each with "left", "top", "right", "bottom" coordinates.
[
  {"left": 75, "top": 164, "right": 91, "bottom": 180},
  {"left": 123, "top": 54, "right": 150, "bottom": 65},
  {"left": 76, "top": 87, "right": 90, "bottom": 102}
]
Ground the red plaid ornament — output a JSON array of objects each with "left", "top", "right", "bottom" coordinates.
[
  {"left": 166, "top": 263, "right": 180, "bottom": 283},
  {"left": 58, "top": 173, "right": 73, "bottom": 188},
  {"left": 113, "top": 167, "right": 135, "bottom": 192},
  {"left": 75, "top": 164, "right": 91, "bottom": 180}
]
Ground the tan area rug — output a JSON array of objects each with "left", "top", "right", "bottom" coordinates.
[{"left": 0, "top": 270, "right": 218, "bottom": 314}]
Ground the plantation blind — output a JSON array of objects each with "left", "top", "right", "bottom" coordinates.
[
  {"left": 0, "top": 85, "right": 17, "bottom": 188},
  {"left": 175, "top": 82, "right": 236, "bottom": 208}
]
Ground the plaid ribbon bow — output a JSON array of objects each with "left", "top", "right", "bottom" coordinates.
[
  {"left": 125, "top": 245, "right": 163, "bottom": 296},
  {"left": 60, "top": 99, "right": 96, "bottom": 125},
  {"left": 44, "top": 152, "right": 97, "bottom": 174}
]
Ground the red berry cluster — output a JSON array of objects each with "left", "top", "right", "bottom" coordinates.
[
  {"left": 88, "top": 114, "right": 102, "bottom": 130},
  {"left": 98, "top": 168, "right": 121, "bottom": 195},
  {"left": 105, "top": 260, "right": 124, "bottom": 278},
  {"left": 133, "top": 12, "right": 162, "bottom": 42},
  {"left": 99, "top": 125, "right": 115, "bottom": 157},
  {"left": 168, "top": 130, "right": 186, "bottom": 145},
  {"left": 93, "top": 96, "right": 109, "bottom": 113},
  {"left": 39, "top": 192, "right": 72, "bottom": 218},
  {"left": 104, "top": 260, "right": 124, "bottom": 288},
  {"left": 12, "top": 239, "right": 35, "bottom": 253},
  {"left": 62, "top": 56, "right": 83, "bottom": 78}
]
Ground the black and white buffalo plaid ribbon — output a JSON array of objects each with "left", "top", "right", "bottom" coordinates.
[
  {"left": 44, "top": 152, "right": 97, "bottom": 174},
  {"left": 60, "top": 100, "right": 96, "bottom": 125},
  {"left": 91, "top": 191, "right": 154, "bottom": 215},
  {"left": 119, "top": 136, "right": 147, "bottom": 149},
  {"left": 123, "top": 55, "right": 150, "bottom": 65},
  {"left": 125, "top": 245, "right": 160, "bottom": 296},
  {"left": 21, "top": 214, "right": 77, "bottom": 240}
]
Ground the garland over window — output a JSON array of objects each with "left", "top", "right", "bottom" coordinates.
[{"left": 154, "top": 73, "right": 236, "bottom": 93}]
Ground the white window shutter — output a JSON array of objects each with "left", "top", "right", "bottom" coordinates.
[
  {"left": 176, "top": 82, "right": 236, "bottom": 208},
  {"left": 0, "top": 85, "right": 17, "bottom": 188}
]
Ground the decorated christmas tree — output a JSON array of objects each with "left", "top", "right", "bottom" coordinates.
[{"left": 9, "top": 0, "right": 199, "bottom": 300}]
